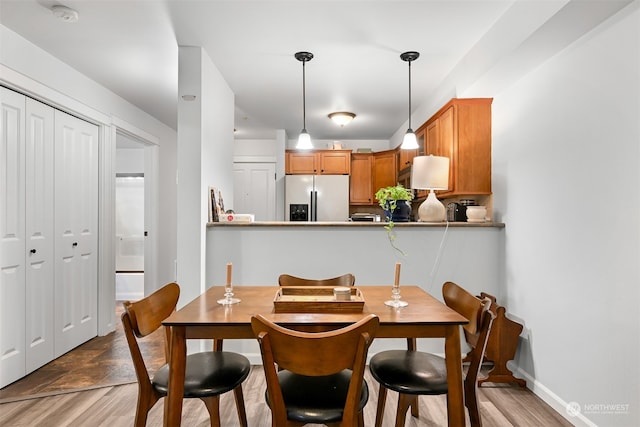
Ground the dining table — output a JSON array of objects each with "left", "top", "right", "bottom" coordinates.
[{"left": 162, "top": 285, "right": 469, "bottom": 426}]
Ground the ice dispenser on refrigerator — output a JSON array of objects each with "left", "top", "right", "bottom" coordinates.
[{"left": 285, "top": 175, "right": 349, "bottom": 221}]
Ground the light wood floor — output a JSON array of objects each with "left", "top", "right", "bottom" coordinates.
[
  {"left": 0, "top": 366, "right": 573, "bottom": 427},
  {"left": 0, "top": 303, "right": 573, "bottom": 426}
]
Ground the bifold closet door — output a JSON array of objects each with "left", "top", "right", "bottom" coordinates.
[
  {"left": 1, "top": 88, "right": 27, "bottom": 387},
  {"left": 54, "top": 109, "right": 98, "bottom": 357},
  {"left": 25, "top": 98, "right": 55, "bottom": 372}
]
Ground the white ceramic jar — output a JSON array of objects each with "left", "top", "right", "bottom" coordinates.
[{"left": 466, "top": 206, "right": 487, "bottom": 222}]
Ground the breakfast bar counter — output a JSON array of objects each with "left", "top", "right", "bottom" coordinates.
[{"left": 208, "top": 220, "right": 504, "bottom": 227}]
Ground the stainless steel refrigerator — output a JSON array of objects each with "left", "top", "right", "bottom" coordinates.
[{"left": 285, "top": 175, "right": 349, "bottom": 221}]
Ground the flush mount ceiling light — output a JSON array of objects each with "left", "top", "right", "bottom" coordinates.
[
  {"left": 51, "top": 5, "right": 79, "bottom": 23},
  {"left": 328, "top": 111, "right": 356, "bottom": 127},
  {"left": 400, "top": 51, "right": 420, "bottom": 150},
  {"left": 295, "top": 51, "right": 314, "bottom": 150}
]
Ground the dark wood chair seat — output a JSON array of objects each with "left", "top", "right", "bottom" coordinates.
[
  {"left": 272, "top": 369, "right": 369, "bottom": 424},
  {"left": 152, "top": 351, "right": 251, "bottom": 398}
]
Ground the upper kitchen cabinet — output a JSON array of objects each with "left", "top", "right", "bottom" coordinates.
[
  {"left": 372, "top": 150, "right": 397, "bottom": 197},
  {"left": 420, "top": 98, "right": 492, "bottom": 197},
  {"left": 350, "top": 153, "right": 373, "bottom": 204},
  {"left": 286, "top": 150, "right": 351, "bottom": 175}
]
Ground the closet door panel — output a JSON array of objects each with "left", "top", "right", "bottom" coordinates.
[
  {"left": 0, "top": 88, "right": 26, "bottom": 387},
  {"left": 25, "top": 98, "right": 55, "bottom": 372},
  {"left": 54, "top": 110, "right": 98, "bottom": 356}
]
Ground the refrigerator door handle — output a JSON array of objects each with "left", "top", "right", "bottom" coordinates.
[{"left": 311, "top": 190, "right": 318, "bottom": 221}]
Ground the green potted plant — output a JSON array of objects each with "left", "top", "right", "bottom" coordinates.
[
  {"left": 375, "top": 184, "right": 414, "bottom": 255},
  {"left": 375, "top": 183, "right": 414, "bottom": 222}
]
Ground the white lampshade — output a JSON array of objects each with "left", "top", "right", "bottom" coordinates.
[
  {"left": 411, "top": 155, "right": 449, "bottom": 222},
  {"left": 411, "top": 155, "right": 449, "bottom": 190},
  {"left": 401, "top": 130, "right": 419, "bottom": 149},
  {"left": 296, "top": 129, "right": 313, "bottom": 149}
]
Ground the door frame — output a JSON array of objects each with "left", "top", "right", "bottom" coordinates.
[{"left": 112, "top": 119, "right": 160, "bottom": 303}]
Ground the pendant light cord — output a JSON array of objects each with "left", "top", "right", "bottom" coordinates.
[
  {"left": 302, "top": 59, "right": 306, "bottom": 130},
  {"left": 407, "top": 59, "right": 412, "bottom": 130}
]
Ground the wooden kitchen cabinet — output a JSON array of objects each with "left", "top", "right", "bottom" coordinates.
[
  {"left": 286, "top": 150, "right": 351, "bottom": 174},
  {"left": 372, "top": 150, "right": 397, "bottom": 199},
  {"left": 349, "top": 153, "right": 373, "bottom": 204},
  {"left": 420, "top": 98, "right": 492, "bottom": 197},
  {"left": 398, "top": 147, "right": 417, "bottom": 171}
]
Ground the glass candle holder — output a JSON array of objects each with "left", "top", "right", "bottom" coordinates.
[{"left": 384, "top": 286, "right": 408, "bottom": 307}]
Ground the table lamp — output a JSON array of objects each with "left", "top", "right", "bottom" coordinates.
[{"left": 411, "top": 155, "right": 450, "bottom": 222}]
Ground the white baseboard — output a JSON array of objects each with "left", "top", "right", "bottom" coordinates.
[{"left": 514, "top": 367, "right": 596, "bottom": 427}]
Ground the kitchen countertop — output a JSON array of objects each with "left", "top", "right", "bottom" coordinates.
[{"left": 208, "top": 221, "right": 504, "bottom": 228}]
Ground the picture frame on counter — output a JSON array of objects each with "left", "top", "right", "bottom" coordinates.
[{"left": 208, "top": 186, "right": 225, "bottom": 222}]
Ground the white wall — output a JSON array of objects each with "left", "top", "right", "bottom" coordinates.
[
  {"left": 177, "top": 46, "right": 235, "bottom": 307},
  {"left": 484, "top": 4, "right": 639, "bottom": 426}
]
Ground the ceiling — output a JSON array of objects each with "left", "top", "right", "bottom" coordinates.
[{"left": 0, "top": 0, "right": 629, "bottom": 141}]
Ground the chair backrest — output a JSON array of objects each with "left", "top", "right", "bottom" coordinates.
[
  {"left": 278, "top": 273, "right": 355, "bottom": 287},
  {"left": 121, "top": 282, "right": 180, "bottom": 384},
  {"left": 251, "top": 313, "right": 379, "bottom": 425},
  {"left": 442, "top": 281, "right": 494, "bottom": 388}
]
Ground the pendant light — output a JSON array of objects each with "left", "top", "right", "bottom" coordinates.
[
  {"left": 400, "top": 51, "right": 420, "bottom": 150},
  {"left": 295, "top": 51, "right": 314, "bottom": 149}
]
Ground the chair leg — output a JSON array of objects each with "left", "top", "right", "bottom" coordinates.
[
  {"left": 233, "top": 385, "right": 248, "bottom": 427},
  {"left": 374, "top": 385, "right": 388, "bottom": 427},
  {"left": 410, "top": 395, "right": 419, "bottom": 418},
  {"left": 465, "top": 382, "right": 482, "bottom": 427},
  {"left": 201, "top": 395, "right": 222, "bottom": 427},
  {"left": 134, "top": 386, "right": 159, "bottom": 427},
  {"left": 395, "top": 393, "right": 417, "bottom": 427}
]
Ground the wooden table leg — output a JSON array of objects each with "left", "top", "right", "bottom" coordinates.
[
  {"left": 164, "top": 325, "right": 186, "bottom": 427},
  {"left": 444, "top": 325, "right": 465, "bottom": 427}
]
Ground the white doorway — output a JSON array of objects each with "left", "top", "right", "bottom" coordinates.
[{"left": 115, "top": 133, "right": 146, "bottom": 300}]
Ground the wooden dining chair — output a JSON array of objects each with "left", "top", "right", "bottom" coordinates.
[
  {"left": 369, "top": 281, "right": 495, "bottom": 427},
  {"left": 251, "top": 313, "right": 379, "bottom": 427},
  {"left": 278, "top": 273, "right": 355, "bottom": 287},
  {"left": 121, "top": 282, "right": 251, "bottom": 427}
]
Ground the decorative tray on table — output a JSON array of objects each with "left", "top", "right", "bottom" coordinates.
[{"left": 273, "top": 286, "right": 365, "bottom": 313}]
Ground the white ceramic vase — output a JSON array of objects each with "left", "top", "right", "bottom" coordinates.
[{"left": 466, "top": 206, "right": 487, "bottom": 222}]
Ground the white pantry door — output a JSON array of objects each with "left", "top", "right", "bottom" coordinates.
[
  {"left": 233, "top": 162, "right": 276, "bottom": 220},
  {"left": 0, "top": 88, "right": 27, "bottom": 387},
  {"left": 54, "top": 110, "right": 99, "bottom": 356}
]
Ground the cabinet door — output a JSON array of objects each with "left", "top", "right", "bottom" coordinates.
[
  {"left": 437, "top": 106, "right": 455, "bottom": 192},
  {"left": 233, "top": 162, "right": 276, "bottom": 220},
  {"left": 398, "top": 148, "right": 417, "bottom": 171},
  {"left": 54, "top": 110, "right": 98, "bottom": 357},
  {"left": 425, "top": 120, "right": 439, "bottom": 155},
  {"left": 286, "top": 151, "right": 317, "bottom": 174},
  {"left": 372, "top": 151, "right": 397, "bottom": 199},
  {"left": 349, "top": 154, "right": 372, "bottom": 204},
  {"left": 0, "top": 88, "right": 27, "bottom": 387},
  {"left": 25, "top": 98, "right": 55, "bottom": 373},
  {"left": 319, "top": 151, "right": 350, "bottom": 174}
]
